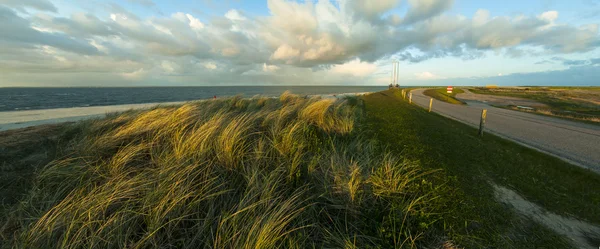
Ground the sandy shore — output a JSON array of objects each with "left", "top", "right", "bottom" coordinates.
[
  {"left": 0, "top": 92, "right": 371, "bottom": 132},
  {"left": 0, "top": 101, "right": 186, "bottom": 132}
]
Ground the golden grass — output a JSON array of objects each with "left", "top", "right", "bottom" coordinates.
[{"left": 2, "top": 93, "right": 444, "bottom": 248}]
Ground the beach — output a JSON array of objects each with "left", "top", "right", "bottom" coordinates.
[
  {"left": 0, "top": 92, "right": 370, "bottom": 132},
  {"left": 0, "top": 101, "right": 186, "bottom": 132}
]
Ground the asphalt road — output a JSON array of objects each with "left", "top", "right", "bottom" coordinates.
[{"left": 411, "top": 89, "right": 600, "bottom": 173}]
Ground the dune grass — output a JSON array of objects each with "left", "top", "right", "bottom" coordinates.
[
  {"left": 422, "top": 88, "right": 465, "bottom": 105},
  {"left": 1, "top": 92, "right": 459, "bottom": 248}
]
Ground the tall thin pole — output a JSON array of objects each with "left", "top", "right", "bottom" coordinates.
[
  {"left": 390, "top": 61, "right": 396, "bottom": 87},
  {"left": 394, "top": 61, "right": 398, "bottom": 87},
  {"left": 396, "top": 62, "right": 399, "bottom": 87},
  {"left": 392, "top": 61, "right": 396, "bottom": 87}
]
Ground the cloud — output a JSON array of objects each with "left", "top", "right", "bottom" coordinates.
[
  {"left": 126, "top": 0, "right": 155, "bottom": 7},
  {"left": 538, "top": 11, "right": 558, "bottom": 23},
  {"left": 329, "top": 59, "right": 376, "bottom": 77},
  {"left": 202, "top": 62, "right": 217, "bottom": 70},
  {"left": 402, "top": 0, "right": 454, "bottom": 24},
  {"left": 225, "top": 10, "right": 246, "bottom": 21},
  {"left": 550, "top": 57, "right": 591, "bottom": 66},
  {"left": 262, "top": 63, "right": 280, "bottom": 72},
  {"left": 415, "top": 71, "right": 444, "bottom": 80},
  {"left": 0, "top": 1, "right": 599, "bottom": 87},
  {"left": 346, "top": 0, "right": 400, "bottom": 19},
  {"left": 0, "top": 7, "right": 99, "bottom": 55},
  {"left": 271, "top": 44, "right": 301, "bottom": 61},
  {"left": 0, "top": 0, "right": 57, "bottom": 12},
  {"left": 120, "top": 68, "right": 147, "bottom": 80}
]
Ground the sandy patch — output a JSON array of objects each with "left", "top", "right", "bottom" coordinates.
[
  {"left": 456, "top": 89, "right": 548, "bottom": 108},
  {"left": 494, "top": 184, "right": 600, "bottom": 248}
]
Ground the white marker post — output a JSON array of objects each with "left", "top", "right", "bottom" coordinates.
[
  {"left": 409, "top": 92, "right": 412, "bottom": 104},
  {"left": 479, "top": 109, "right": 487, "bottom": 137},
  {"left": 429, "top": 98, "right": 433, "bottom": 112}
]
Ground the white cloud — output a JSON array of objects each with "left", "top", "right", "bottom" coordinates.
[
  {"left": 329, "top": 59, "right": 376, "bottom": 77},
  {"left": 225, "top": 10, "right": 246, "bottom": 21},
  {"left": 161, "top": 60, "right": 181, "bottom": 74},
  {"left": 415, "top": 71, "right": 444, "bottom": 80},
  {"left": 347, "top": 0, "right": 400, "bottom": 19},
  {"left": 262, "top": 63, "right": 280, "bottom": 72},
  {"left": 271, "top": 44, "right": 301, "bottom": 61},
  {"left": 539, "top": 11, "right": 558, "bottom": 23},
  {"left": 473, "top": 9, "right": 490, "bottom": 26},
  {"left": 186, "top": 13, "right": 204, "bottom": 30},
  {"left": 202, "top": 62, "right": 217, "bottom": 70},
  {"left": 172, "top": 12, "right": 204, "bottom": 31},
  {"left": 120, "top": 68, "right": 146, "bottom": 80}
]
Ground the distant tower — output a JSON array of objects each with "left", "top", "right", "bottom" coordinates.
[
  {"left": 394, "top": 61, "right": 399, "bottom": 88},
  {"left": 390, "top": 61, "right": 399, "bottom": 88},
  {"left": 389, "top": 61, "right": 395, "bottom": 89}
]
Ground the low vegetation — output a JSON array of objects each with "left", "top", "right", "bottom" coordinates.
[
  {"left": 2, "top": 90, "right": 598, "bottom": 248},
  {"left": 422, "top": 88, "right": 465, "bottom": 105},
  {"left": 363, "top": 89, "right": 600, "bottom": 248},
  {"left": 471, "top": 87, "right": 600, "bottom": 123},
  {"left": 1, "top": 92, "right": 455, "bottom": 248}
]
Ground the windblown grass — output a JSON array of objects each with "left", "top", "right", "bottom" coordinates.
[{"left": 1, "top": 92, "right": 450, "bottom": 248}]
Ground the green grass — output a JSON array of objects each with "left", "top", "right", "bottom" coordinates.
[
  {"left": 1, "top": 92, "right": 462, "bottom": 249},
  {"left": 362, "top": 89, "right": 600, "bottom": 247},
  {"left": 422, "top": 88, "right": 465, "bottom": 105}
]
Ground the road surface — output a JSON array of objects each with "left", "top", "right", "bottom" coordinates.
[{"left": 411, "top": 89, "right": 600, "bottom": 173}]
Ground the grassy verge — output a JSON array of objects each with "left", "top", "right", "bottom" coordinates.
[
  {"left": 422, "top": 88, "right": 465, "bottom": 105},
  {"left": 470, "top": 87, "right": 600, "bottom": 123},
  {"left": 1, "top": 92, "right": 461, "bottom": 248},
  {"left": 362, "top": 89, "right": 600, "bottom": 248}
]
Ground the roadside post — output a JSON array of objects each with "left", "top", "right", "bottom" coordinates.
[
  {"left": 479, "top": 109, "right": 487, "bottom": 137},
  {"left": 409, "top": 92, "right": 412, "bottom": 104},
  {"left": 429, "top": 98, "right": 433, "bottom": 112}
]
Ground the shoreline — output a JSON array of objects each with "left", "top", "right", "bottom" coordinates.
[
  {"left": 0, "top": 101, "right": 188, "bottom": 132},
  {"left": 0, "top": 92, "right": 370, "bottom": 132}
]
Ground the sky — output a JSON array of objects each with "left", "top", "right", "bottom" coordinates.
[{"left": 0, "top": 0, "right": 599, "bottom": 87}]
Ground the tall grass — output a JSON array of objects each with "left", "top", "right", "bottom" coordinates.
[{"left": 1, "top": 92, "right": 448, "bottom": 248}]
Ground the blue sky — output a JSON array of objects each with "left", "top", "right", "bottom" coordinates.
[{"left": 0, "top": 0, "right": 599, "bottom": 86}]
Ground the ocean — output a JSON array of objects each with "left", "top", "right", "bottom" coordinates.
[{"left": 0, "top": 86, "right": 388, "bottom": 112}]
